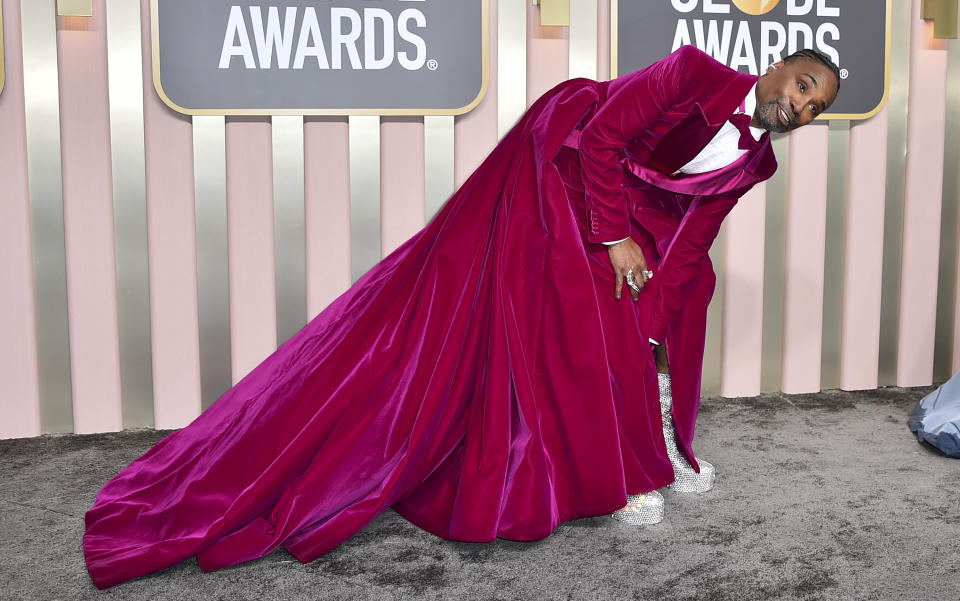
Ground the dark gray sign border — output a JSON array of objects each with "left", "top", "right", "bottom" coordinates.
[
  {"left": 610, "top": 0, "right": 892, "bottom": 120},
  {"left": 150, "top": 0, "right": 490, "bottom": 116}
]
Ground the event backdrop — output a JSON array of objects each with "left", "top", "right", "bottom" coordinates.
[{"left": 1, "top": 0, "right": 958, "bottom": 438}]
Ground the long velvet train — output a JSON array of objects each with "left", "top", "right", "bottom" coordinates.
[{"left": 83, "top": 78, "right": 686, "bottom": 589}]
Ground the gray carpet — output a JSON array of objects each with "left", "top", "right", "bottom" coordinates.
[{"left": 1, "top": 386, "right": 957, "bottom": 601}]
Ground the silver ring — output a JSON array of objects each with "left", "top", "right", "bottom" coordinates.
[
  {"left": 628, "top": 281, "right": 641, "bottom": 293},
  {"left": 642, "top": 270, "right": 653, "bottom": 280}
]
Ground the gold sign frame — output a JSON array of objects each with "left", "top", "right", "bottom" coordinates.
[{"left": 610, "top": 0, "right": 893, "bottom": 121}]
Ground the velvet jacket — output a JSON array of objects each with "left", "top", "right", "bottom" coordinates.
[{"left": 564, "top": 45, "right": 778, "bottom": 465}]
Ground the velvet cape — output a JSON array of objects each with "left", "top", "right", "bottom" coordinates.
[{"left": 83, "top": 46, "right": 776, "bottom": 589}]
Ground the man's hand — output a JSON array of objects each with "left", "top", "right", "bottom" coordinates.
[{"left": 607, "top": 237, "right": 650, "bottom": 301}]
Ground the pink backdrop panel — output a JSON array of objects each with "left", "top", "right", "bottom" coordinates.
[
  {"left": 57, "top": 5, "right": 123, "bottom": 434},
  {"left": 720, "top": 184, "right": 767, "bottom": 397},
  {"left": 225, "top": 118, "right": 278, "bottom": 383},
  {"left": 526, "top": 4, "right": 569, "bottom": 107},
  {"left": 140, "top": 0, "right": 203, "bottom": 429},
  {"left": 0, "top": 0, "right": 41, "bottom": 439},
  {"left": 840, "top": 108, "right": 888, "bottom": 391},
  {"left": 381, "top": 118, "right": 426, "bottom": 256},
  {"left": 304, "top": 118, "right": 352, "bottom": 319},
  {"left": 597, "top": 0, "right": 611, "bottom": 80},
  {"left": 781, "top": 123, "right": 830, "bottom": 394},
  {"left": 897, "top": 8, "right": 948, "bottom": 387}
]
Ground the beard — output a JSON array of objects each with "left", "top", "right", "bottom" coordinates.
[{"left": 754, "top": 99, "right": 793, "bottom": 133}]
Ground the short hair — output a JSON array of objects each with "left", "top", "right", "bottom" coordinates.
[{"left": 783, "top": 48, "right": 841, "bottom": 93}]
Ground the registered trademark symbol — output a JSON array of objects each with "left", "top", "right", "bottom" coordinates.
[
  {"left": 427, "top": 59, "right": 439, "bottom": 71},
  {"left": 839, "top": 68, "right": 849, "bottom": 80}
]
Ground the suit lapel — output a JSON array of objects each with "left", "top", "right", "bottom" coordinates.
[
  {"left": 621, "top": 68, "right": 779, "bottom": 197},
  {"left": 644, "top": 104, "right": 724, "bottom": 175},
  {"left": 630, "top": 70, "right": 760, "bottom": 176},
  {"left": 622, "top": 133, "right": 777, "bottom": 197}
]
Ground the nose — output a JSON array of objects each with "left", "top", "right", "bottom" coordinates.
[{"left": 787, "top": 97, "right": 801, "bottom": 121}]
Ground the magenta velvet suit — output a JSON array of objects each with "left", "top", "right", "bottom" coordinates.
[{"left": 83, "top": 46, "right": 776, "bottom": 588}]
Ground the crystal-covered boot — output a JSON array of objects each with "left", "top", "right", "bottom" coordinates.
[
  {"left": 611, "top": 490, "right": 664, "bottom": 525},
  {"left": 659, "top": 372, "right": 715, "bottom": 493}
]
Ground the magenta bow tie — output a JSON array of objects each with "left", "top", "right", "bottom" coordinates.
[{"left": 729, "top": 112, "right": 766, "bottom": 150}]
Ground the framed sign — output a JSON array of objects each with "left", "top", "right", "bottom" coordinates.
[
  {"left": 151, "top": 0, "right": 489, "bottom": 116},
  {"left": 612, "top": 0, "right": 892, "bottom": 119}
]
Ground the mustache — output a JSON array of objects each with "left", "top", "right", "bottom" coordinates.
[{"left": 761, "top": 99, "right": 794, "bottom": 127}]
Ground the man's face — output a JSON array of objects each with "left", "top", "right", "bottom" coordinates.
[{"left": 753, "top": 57, "right": 838, "bottom": 133}]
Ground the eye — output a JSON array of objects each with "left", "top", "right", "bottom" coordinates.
[
  {"left": 798, "top": 80, "right": 806, "bottom": 92},
  {"left": 809, "top": 104, "right": 818, "bottom": 115}
]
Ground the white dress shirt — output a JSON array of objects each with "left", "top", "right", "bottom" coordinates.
[
  {"left": 604, "top": 83, "right": 763, "bottom": 345},
  {"left": 672, "top": 118, "right": 765, "bottom": 174}
]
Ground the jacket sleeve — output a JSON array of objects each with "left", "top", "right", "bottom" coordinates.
[
  {"left": 645, "top": 193, "right": 738, "bottom": 343},
  {"left": 578, "top": 45, "right": 705, "bottom": 244}
]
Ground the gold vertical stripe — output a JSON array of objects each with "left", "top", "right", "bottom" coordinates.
[
  {"left": 760, "top": 134, "right": 790, "bottom": 392},
  {"left": 820, "top": 120, "right": 851, "bottom": 390},
  {"left": 568, "top": 0, "right": 597, "bottom": 80},
  {"left": 878, "top": 2, "right": 912, "bottom": 386},
  {"left": 923, "top": 0, "right": 959, "bottom": 38},
  {"left": 106, "top": 0, "right": 154, "bottom": 428},
  {"left": 935, "top": 2, "right": 958, "bottom": 39},
  {"left": 56, "top": 0, "right": 92, "bottom": 17},
  {"left": 424, "top": 115, "right": 455, "bottom": 221},
  {"left": 272, "top": 115, "right": 307, "bottom": 345},
  {"left": 702, "top": 227, "right": 725, "bottom": 396},
  {"left": 935, "top": 24, "right": 960, "bottom": 382},
  {"left": 539, "top": 0, "right": 570, "bottom": 27},
  {"left": 0, "top": 2, "right": 5, "bottom": 96},
  {"left": 498, "top": 0, "right": 526, "bottom": 138},
  {"left": 193, "top": 115, "right": 233, "bottom": 410},
  {"left": 349, "top": 115, "right": 381, "bottom": 282},
  {"left": 21, "top": 0, "right": 73, "bottom": 433}
]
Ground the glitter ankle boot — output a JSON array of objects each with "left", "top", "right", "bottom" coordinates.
[
  {"left": 611, "top": 490, "right": 664, "bottom": 525},
  {"left": 660, "top": 372, "right": 715, "bottom": 493}
]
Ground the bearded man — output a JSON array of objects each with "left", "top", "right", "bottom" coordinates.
[{"left": 564, "top": 45, "right": 840, "bottom": 522}]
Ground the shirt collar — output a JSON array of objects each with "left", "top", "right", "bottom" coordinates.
[{"left": 736, "top": 82, "right": 763, "bottom": 141}]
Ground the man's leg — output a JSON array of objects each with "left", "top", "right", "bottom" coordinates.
[
  {"left": 654, "top": 344, "right": 670, "bottom": 374},
  {"left": 655, "top": 343, "right": 715, "bottom": 493},
  {"left": 611, "top": 343, "right": 671, "bottom": 524},
  {"left": 611, "top": 344, "right": 666, "bottom": 523}
]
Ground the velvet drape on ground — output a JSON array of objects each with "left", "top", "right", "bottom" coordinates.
[{"left": 83, "top": 47, "right": 774, "bottom": 589}]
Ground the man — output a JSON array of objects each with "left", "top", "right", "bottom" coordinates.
[
  {"left": 83, "top": 45, "right": 839, "bottom": 589},
  {"left": 574, "top": 45, "right": 840, "bottom": 523}
]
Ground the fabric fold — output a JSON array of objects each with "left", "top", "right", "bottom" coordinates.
[{"left": 83, "top": 78, "right": 678, "bottom": 589}]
